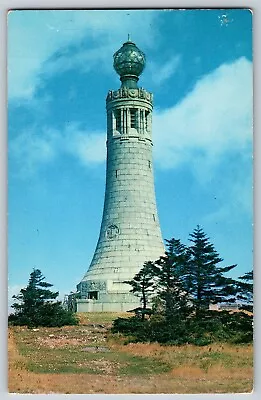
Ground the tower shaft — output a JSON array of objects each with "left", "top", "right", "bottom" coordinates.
[{"left": 77, "top": 41, "right": 164, "bottom": 312}]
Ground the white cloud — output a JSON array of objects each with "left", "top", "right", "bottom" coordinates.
[
  {"left": 231, "top": 168, "right": 253, "bottom": 215},
  {"left": 9, "top": 57, "right": 252, "bottom": 186},
  {"left": 64, "top": 127, "right": 106, "bottom": 166},
  {"left": 8, "top": 10, "right": 157, "bottom": 99},
  {"left": 203, "top": 163, "right": 253, "bottom": 224},
  {"left": 149, "top": 55, "right": 181, "bottom": 86},
  {"left": 9, "top": 123, "right": 106, "bottom": 177},
  {"left": 153, "top": 57, "right": 253, "bottom": 180},
  {"left": 10, "top": 128, "right": 59, "bottom": 177}
]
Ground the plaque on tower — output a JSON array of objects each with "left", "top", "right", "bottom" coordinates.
[{"left": 106, "top": 224, "right": 120, "bottom": 239}]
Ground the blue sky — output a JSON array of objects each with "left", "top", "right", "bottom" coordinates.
[{"left": 8, "top": 9, "right": 253, "bottom": 306}]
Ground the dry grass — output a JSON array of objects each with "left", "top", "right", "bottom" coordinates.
[
  {"left": 77, "top": 312, "right": 132, "bottom": 325},
  {"left": 8, "top": 313, "right": 253, "bottom": 394},
  {"left": 108, "top": 340, "right": 253, "bottom": 386}
]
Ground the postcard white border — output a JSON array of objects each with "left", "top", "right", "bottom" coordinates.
[{"left": 1, "top": 1, "right": 260, "bottom": 400}]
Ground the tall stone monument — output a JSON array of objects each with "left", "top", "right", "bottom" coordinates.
[{"left": 76, "top": 39, "right": 164, "bottom": 312}]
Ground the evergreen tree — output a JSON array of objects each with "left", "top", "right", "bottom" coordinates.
[
  {"left": 124, "top": 261, "right": 158, "bottom": 319},
  {"left": 155, "top": 238, "right": 191, "bottom": 322},
  {"left": 236, "top": 270, "right": 253, "bottom": 312},
  {"left": 187, "top": 226, "right": 237, "bottom": 317},
  {"left": 112, "top": 229, "right": 252, "bottom": 345},
  {"left": 9, "top": 269, "right": 78, "bottom": 327}
]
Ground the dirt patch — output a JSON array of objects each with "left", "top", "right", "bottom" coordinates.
[
  {"left": 34, "top": 325, "right": 108, "bottom": 348},
  {"left": 79, "top": 358, "right": 121, "bottom": 374},
  {"left": 82, "top": 346, "right": 110, "bottom": 352},
  {"left": 38, "top": 336, "right": 88, "bottom": 348}
]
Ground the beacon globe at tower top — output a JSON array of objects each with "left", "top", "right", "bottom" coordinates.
[{"left": 113, "top": 39, "right": 146, "bottom": 85}]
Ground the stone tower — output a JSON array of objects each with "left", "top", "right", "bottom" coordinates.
[{"left": 76, "top": 39, "right": 164, "bottom": 312}]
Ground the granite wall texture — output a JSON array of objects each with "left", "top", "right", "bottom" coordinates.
[{"left": 77, "top": 88, "right": 164, "bottom": 312}]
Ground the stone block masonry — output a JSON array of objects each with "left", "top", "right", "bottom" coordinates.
[{"left": 76, "top": 39, "right": 164, "bottom": 312}]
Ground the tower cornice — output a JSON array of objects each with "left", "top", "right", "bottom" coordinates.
[{"left": 106, "top": 87, "right": 153, "bottom": 105}]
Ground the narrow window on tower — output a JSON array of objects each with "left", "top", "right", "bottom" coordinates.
[
  {"left": 153, "top": 214, "right": 156, "bottom": 221},
  {"left": 116, "top": 170, "right": 118, "bottom": 178},
  {"left": 145, "top": 110, "right": 149, "bottom": 131},
  {"left": 148, "top": 160, "right": 151, "bottom": 169},
  {"left": 130, "top": 108, "right": 137, "bottom": 129},
  {"left": 115, "top": 110, "right": 121, "bottom": 132}
]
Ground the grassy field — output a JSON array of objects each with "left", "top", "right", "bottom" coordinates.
[{"left": 9, "top": 312, "right": 253, "bottom": 394}]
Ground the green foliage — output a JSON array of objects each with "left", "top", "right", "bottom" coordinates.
[
  {"left": 112, "top": 317, "right": 151, "bottom": 342},
  {"left": 112, "top": 310, "right": 253, "bottom": 345},
  {"left": 113, "top": 227, "right": 253, "bottom": 346},
  {"left": 187, "top": 226, "right": 238, "bottom": 316},
  {"left": 155, "top": 238, "right": 192, "bottom": 322},
  {"left": 127, "top": 307, "right": 153, "bottom": 319},
  {"left": 236, "top": 270, "right": 253, "bottom": 312},
  {"left": 9, "top": 268, "right": 78, "bottom": 327},
  {"left": 124, "top": 261, "right": 158, "bottom": 318}
]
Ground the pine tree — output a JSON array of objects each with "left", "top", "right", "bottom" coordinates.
[
  {"left": 124, "top": 261, "right": 158, "bottom": 319},
  {"left": 187, "top": 226, "right": 237, "bottom": 317},
  {"left": 155, "top": 238, "right": 192, "bottom": 322},
  {"left": 236, "top": 270, "right": 253, "bottom": 312},
  {"left": 112, "top": 230, "right": 252, "bottom": 345},
  {"left": 9, "top": 269, "right": 78, "bottom": 327}
]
